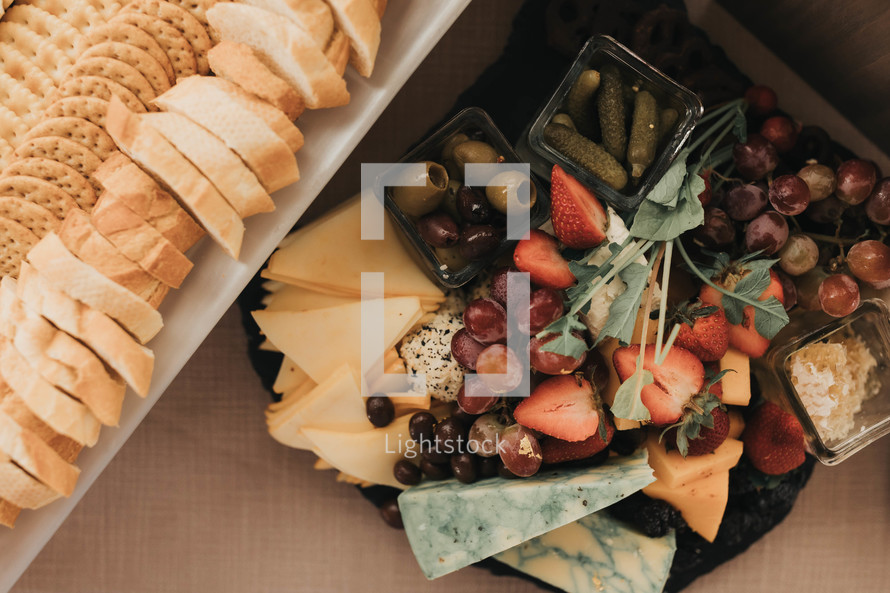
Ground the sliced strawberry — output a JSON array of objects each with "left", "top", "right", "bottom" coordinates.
[
  {"left": 513, "top": 375, "right": 599, "bottom": 442},
  {"left": 663, "top": 394, "right": 730, "bottom": 457},
  {"left": 541, "top": 418, "right": 615, "bottom": 464},
  {"left": 612, "top": 344, "right": 705, "bottom": 425},
  {"left": 742, "top": 401, "right": 806, "bottom": 475},
  {"left": 513, "top": 229, "right": 575, "bottom": 289},
  {"left": 549, "top": 164, "right": 608, "bottom": 249},
  {"left": 673, "top": 302, "right": 730, "bottom": 362}
]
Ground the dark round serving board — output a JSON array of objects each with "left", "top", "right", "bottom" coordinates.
[{"left": 237, "top": 0, "right": 826, "bottom": 589}]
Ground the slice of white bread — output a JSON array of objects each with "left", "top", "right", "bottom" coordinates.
[
  {"left": 0, "top": 278, "right": 126, "bottom": 426},
  {"left": 0, "top": 335, "right": 101, "bottom": 446},
  {"left": 27, "top": 233, "right": 163, "bottom": 345},
  {"left": 207, "top": 41, "right": 305, "bottom": 121},
  {"left": 58, "top": 210, "right": 169, "bottom": 309},
  {"left": 195, "top": 76, "right": 304, "bottom": 153},
  {"left": 0, "top": 383, "right": 82, "bottom": 463},
  {"left": 105, "top": 96, "right": 245, "bottom": 259},
  {"left": 0, "top": 497, "right": 21, "bottom": 527},
  {"left": 141, "top": 111, "right": 274, "bottom": 218},
  {"left": 0, "top": 411, "right": 79, "bottom": 497},
  {"left": 91, "top": 192, "right": 193, "bottom": 288},
  {"left": 206, "top": 3, "right": 350, "bottom": 109},
  {"left": 151, "top": 76, "right": 300, "bottom": 193},
  {"left": 18, "top": 262, "right": 154, "bottom": 397},
  {"left": 93, "top": 153, "right": 205, "bottom": 254},
  {"left": 324, "top": 0, "right": 381, "bottom": 77},
  {"left": 0, "top": 449, "right": 61, "bottom": 509},
  {"left": 371, "top": 0, "right": 387, "bottom": 18},
  {"left": 239, "top": 0, "right": 334, "bottom": 48}
]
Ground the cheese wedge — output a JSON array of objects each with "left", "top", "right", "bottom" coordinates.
[
  {"left": 645, "top": 432, "right": 743, "bottom": 489},
  {"left": 260, "top": 275, "right": 442, "bottom": 313},
  {"left": 267, "top": 378, "right": 318, "bottom": 416},
  {"left": 252, "top": 296, "right": 423, "bottom": 384},
  {"left": 719, "top": 347, "right": 751, "bottom": 406},
  {"left": 728, "top": 409, "right": 745, "bottom": 440},
  {"left": 263, "top": 197, "right": 444, "bottom": 301},
  {"left": 644, "top": 470, "right": 730, "bottom": 542},
  {"left": 266, "top": 285, "right": 358, "bottom": 312},
  {"left": 272, "top": 356, "right": 310, "bottom": 395}
]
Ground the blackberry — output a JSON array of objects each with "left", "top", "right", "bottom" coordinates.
[{"left": 608, "top": 492, "right": 684, "bottom": 538}]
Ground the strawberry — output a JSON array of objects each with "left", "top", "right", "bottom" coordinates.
[
  {"left": 704, "top": 362, "right": 724, "bottom": 400},
  {"left": 700, "top": 268, "right": 784, "bottom": 358},
  {"left": 742, "top": 401, "right": 806, "bottom": 475},
  {"left": 673, "top": 302, "right": 730, "bottom": 362},
  {"left": 514, "top": 375, "right": 599, "bottom": 442},
  {"left": 662, "top": 393, "right": 729, "bottom": 457},
  {"left": 697, "top": 172, "right": 712, "bottom": 206},
  {"left": 541, "top": 418, "right": 615, "bottom": 464},
  {"left": 513, "top": 229, "right": 575, "bottom": 289},
  {"left": 549, "top": 164, "right": 608, "bottom": 249},
  {"left": 612, "top": 344, "right": 705, "bottom": 425}
]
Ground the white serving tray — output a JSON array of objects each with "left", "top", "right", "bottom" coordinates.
[{"left": 0, "top": 1, "right": 471, "bottom": 589}]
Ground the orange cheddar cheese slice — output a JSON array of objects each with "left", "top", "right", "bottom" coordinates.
[
  {"left": 644, "top": 469, "right": 730, "bottom": 542},
  {"left": 718, "top": 348, "right": 751, "bottom": 406},
  {"left": 645, "top": 431, "right": 743, "bottom": 489}
]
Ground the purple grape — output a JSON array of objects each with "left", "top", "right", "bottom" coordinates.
[
  {"left": 463, "top": 298, "right": 507, "bottom": 345},
  {"left": 724, "top": 183, "right": 768, "bottom": 221},
  {"left": 693, "top": 207, "right": 736, "bottom": 248},
  {"left": 451, "top": 328, "right": 486, "bottom": 369},
  {"left": 806, "top": 195, "right": 846, "bottom": 224},
  {"left": 865, "top": 179, "right": 890, "bottom": 225},
  {"left": 836, "top": 159, "right": 877, "bottom": 205},
  {"left": 733, "top": 133, "right": 779, "bottom": 181},
  {"left": 769, "top": 174, "right": 810, "bottom": 216},
  {"left": 745, "top": 211, "right": 788, "bottom": 255}
]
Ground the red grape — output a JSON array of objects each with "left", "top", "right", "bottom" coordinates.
[
  {"left": 798, "top": 164, "right": 836, "bottom": 202},
  {"left": 451, "top": 328, "right": 486, "bottom": 369},
  {"left": 745, "top": 211, "right": 788, "bottom": 255},
  {"left": 463, "top": 298, "right": 507, "bottom": 345},
  {"left": 489, "top": 266, "right": 512, "bottom": 306},
  {"left": 476, "top": 344, "right": 523, "bottom": 393},
  {"left": 456, "top": 384, "right": 499, "bottom": 415},
  {"left": 517, "top": 288, "right": 564, "bottom": 335},
  {"left": 693, "top": 207, "right": 736, "bottom": 248},
  {"left": 775, "top": 270, "right": 798, "bottom": 311},
  {"left": 697, "top": 172, "right": 712, "bottom": 206},
  {"left": 733, "top": 134, "right": 779, "bottom": 181},
  {"left": 578, "top": 348, "right": 610, "bottom": 395},
  {"left": 819, "top": 274, "right": 860, "bottom": 317},
  {"left": 836, "top": 159, "right": 877, "bottom": 205},
  {"left": 806, "top": 195, "right": 846, "bottom": 224},
  {"left": 847, "top": 240, "right": 890, "bottom": 288},
  {"left": 864, "top": 179, "right": 890, "bottom": 225},
  {"left": 468, "top": 414, "right": 505, "bottom": 458},
  {"left": 769, "top": 174, "right": 810, "bottom": 215},
  {"left": 778, "top": 234, "right": 818, "bottom": 276},
  {"left": 760, "top": 116, "right": 798, "bottom": 152},
  {"left": 724, "top": 183, "right": 768, "bottom": 221},
  {"left": 745, "top": 85, "right": 778, "bottom": 115},
  {"left": 529, "top": 332, "right": 586, "bottom": 375},
  {"left": 498, "top": 424, "right": 542, "bottom": 477},
  {"left": 796, "top": 269, "right": 829, "bottom": 310}
]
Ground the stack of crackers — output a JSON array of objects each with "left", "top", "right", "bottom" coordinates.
[{"left": 0, "top": 0, "right": 387, "bottom": 529}]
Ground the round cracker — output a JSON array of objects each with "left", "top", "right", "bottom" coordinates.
[
  {"left": 0, "top": 217, "right": 40, "bottom": 278},
  {"left": 123, "top": 0, "right": 211, "bottom": 74},
  {"left": 0, "top": 137, "right": 13, "bottom": 172},
  {"left": 85, "top": 0, "right": 125, "bottom": 20},
  {"left": 25, "top": 116, "right": 117, "bottom": 160},
  {"left": 0, "top": 73, "right": 42, "bottom": 124},
  {"left": 0, "top": 196, "right": 59, "bottom": 238},
  {"left": 13, "top": 136, "right": 103, "bottom": 196},
  {"left": 54, "top": 75, "right": 146, "bottom": 114},
  {"left": 77, "top": 42, "right": 171, "bottom": 96},
  {"left": 4, "top": 157, "right": 97, "bottom": 211},
  {"left": 80, "top": 22, "right": 175, "bottom": 83},
  {"left": 166, "top": 0, "right": 214, "bottom": 25},
  {"left": 111, "top": 11, "right": 197, "bottom": 80},
  {"left": 0, "top": 43, "right": 55, "bottom": 99},
  {"left": 0, "top": 22, "right": 74, "bottom": 86},
  {"left": 61, "top": 57, "right": 156, "bottom": 111},
  {"left": 20, "top": 0, "right": 105, "bottom": 32},
  {"left": 0, "top": 176, "right": 78, "bottom": 220},
  {"left": 43, "top": 96, "right": 109, "bottom": 129},
  {"left": 3, "top": 5, "right": 82, "bottom": 61},
  {"left": 0, "top": 103, "right": 29, "bottom": 150}
]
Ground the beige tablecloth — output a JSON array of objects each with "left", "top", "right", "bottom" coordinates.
[{"left": 12, "top": 2, "right": 890, "bottom": 591}]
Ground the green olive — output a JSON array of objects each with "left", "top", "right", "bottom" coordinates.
[
  {"left": 440, "top": 179, "right": 462, "bottom": 221},
  {"left": 485, "top": 170, "right": 537, "bottom": 215},
  {"left": 391, "top": 161, "right": 449, "bottom": 217},
  {"left": 440, "top": 133, "right": 469, "bottom": 162},
  {"left": 452, "top": 140, "right": 500, "bottom": 171},
  {"left": 551, "top": 113, "right": 577, "bottom": 131},
  {"left": 435, "top": 245, "right": 469, "bottom": 272}
]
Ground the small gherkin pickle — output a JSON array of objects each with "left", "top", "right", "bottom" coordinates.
[
  {"left": 550, "top": 113, "right": 577, "bottom": 131},
  {"left": 544, "top": 122, "right": 627, "bottom": 191},
  {"left": 565, "top": 69, "right": 600, "bottom": 139},
  {"left": 627, "top": 90, "right": 659, "bottom": 178},
  {"left": 597, "top": 64, "right": 628, "bottom": 161},
  {"left": 658, "top": 107, "right": 679, "bottom": 142}
]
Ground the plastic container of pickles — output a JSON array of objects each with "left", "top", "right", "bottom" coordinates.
[
  {"left": 384, "top": 107, "right": 549, "bottom": 288},
  {"left": 527, "top": 34, "right": 703, "bottom": 211}
]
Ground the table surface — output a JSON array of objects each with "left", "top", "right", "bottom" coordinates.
[{"left": 12, "top": 2, "right": 890, "bottom": 592}]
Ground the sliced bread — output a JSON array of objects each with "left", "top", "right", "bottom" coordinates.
[
  {"left": 0, "top": 449, "right": 61, "bottom": 509},
  {"left": 17, "top": 262, "right": 154, "bottom": 397},
  {"left": 0, "top": 497, "right": 21, "bottom": 527},
  {"left": 105, "top": 97, "right": 244, "bottom": 259},
  {"left": 0, "top": 384, "right": 82, "bottom": 463},
  {"left": 238, "top": 0, "right": 334, "bottom": 49},
  {"left": 0, "top": 411, "right": 79, "bottom": 497},
  {"left": 151, "top": 76, "right": 300, "bottom": 193},
  {"left": 27, "top": 233, "right": 164, "bottom": 344},
  {"left": 324, "top": 0, "right": 381, "bottom": 77}
]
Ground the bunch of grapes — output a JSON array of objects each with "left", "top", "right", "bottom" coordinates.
[{"left": 693, "top": 84, "right": 889, "bottom": 318}]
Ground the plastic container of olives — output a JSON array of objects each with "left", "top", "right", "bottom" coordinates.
[
  {"left": 527, "top": 34, "right": 704, "bottom": 211},
  {"left": 384, "top": 107, "right": 549, "bottom": 288}
]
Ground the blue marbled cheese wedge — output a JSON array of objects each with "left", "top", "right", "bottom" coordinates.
[
  {"left": 495, "top": 511, "right": 676, "bottom": 593},
  {"left": 398, "top": 449, "right": 655, "bottom": 579}
]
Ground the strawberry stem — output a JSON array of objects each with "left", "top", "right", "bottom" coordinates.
[
  {"left": 632, "top": 243, "right": 664, "bottom": 402},
  {"left": 655, "top": 323, "right": 682, "bottom": 365},
  {"left": 654, "top": 240, "right": 673, "bottom": 361},
  {"left": 567, "top": 238, "right": 654, "bottom": 317}
]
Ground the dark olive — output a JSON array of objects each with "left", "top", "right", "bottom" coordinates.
[
  {"left": 393, "top": 459, "right": 422, "bottom": 486},
  {"left": 450, "top": 452, "right": 478, "bottom": 484},
  {"left": 441, "top": 179, "right": 462, "bottom": 221},
  {"left": 390, "top": 161, "right": 449, "bottom": 217},
  {"left": 458, "top": 224, "right": 501, "bottom": 261},
  {"left": 477, "top": 455, "right": 500, "bottom": 478},
  {"left": 456, "top": 185, "right": 491, "bottom": 223},
  {"left": 366, "top": 394, "right": 394, "bottom": 427},
  {"left": 409, "top": 411, "right": 436, "bottom": 443},
  {"left": 433, "top": 417, "right": 466, "bottom": 456},
  {"left": 379, "top": 498, "right": 403, "bottom": 529},
  {"left": 416, "top": 212, "right": 459, "bottom": 248},
  {"left": 420, "top": 458, "right": 452, "bottom": 480},
  {"left": 435, "top": 246, "right": 470, "bottom": 271}
]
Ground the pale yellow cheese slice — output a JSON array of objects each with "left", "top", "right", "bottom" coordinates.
[
  {"left": 252, "top": 296, "right": 424, "bottom": 385},
  {"left": 272, "top": 356, "right": 310, "bottom": 395},
  {"left": 266, "top": 379, "right": 317, "bottom": 416},
  {"left": 264, "top": 196, "right": 444, "bottom": 301},
  {"left": 259, "top": 274, "right": 442, "bottom": 312},
  {"left": 266, "top": 284, "right": 358, "bottom": 312}
]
